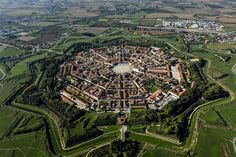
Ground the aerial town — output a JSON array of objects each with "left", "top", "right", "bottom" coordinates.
[
  {"left": 1, "top": 0, "right": 236, "bottom": 156},
  {"left": 59, "top": 46, "right": 192, "bottom": 112}
]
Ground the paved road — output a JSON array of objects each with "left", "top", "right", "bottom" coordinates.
[
  {"left": 0, "top": 68, "right": 5, "bottom": 81},
  {"left": 0, "top": 67, "right": 6, "bottom": 90},
  {"left": 85, "top": 142, "right": 110, "bottom": 157},
  {"left": 120, "top": 125, "right": 127, "bottom": 142}
]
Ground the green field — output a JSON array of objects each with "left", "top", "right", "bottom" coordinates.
[
  {"left": 0, "top": 75, "right": 30, "bottom": 104},
  {"left": 0, "top": 106, "right": 52, "bottom": 157},
  {"left": 141, "top": 144, "right": 185, "bottom": 157},
  {"left": 207, "top": 43, "right": 236, "bottom": 50},
  {"left": 0, "top": 107, "right": 19, "bottom": 138},
  {"left": 194, "top": 128, "right": 235, "bottom": 157},
  {"left": 185, "top": 45, "right": 236, "bottom": 156},
  {"left": 0, "top": 51, "right": 52, "bottom": 157},
  {"left": 9, "top": 52, "right": 48, "bottom": 77},
  {"left": 29, "top": 21, "right": 60, "bottom": 27},
  {"left": 0, "top": 47, "right": 26, "bottom": 58},
  {"left": 127, "top": 131, "right": 178, "bottom": 148},
  {"left": 2, "top": 8, "right": 45, "bottom": 17}
]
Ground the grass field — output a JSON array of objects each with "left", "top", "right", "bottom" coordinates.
[
  {"left": 76, "top": 26, "right": 108, "bottom": 35},
  {"left": 0, "top": 75, "right": 30, "bottom": 104},
  {"left": 98, "top": 125, "right": 120, "bottom": 133},
  {"left": 0, "top": 132, "right": 53, "bottom": 157},
  {"left": 127, "top": 131, "right": 177, "bottom": 148},
  {"left": 223, "top": 23, "right": 236, "bottom": 32},
  {"left": 141, "top": 144, "right": 185, "bottom": 157},
  {"left": 1, "top": 8, "right": 45, "bottom": 17},
  {"left": 0, "top": 47, "right": 25, "bottom": 58},
  {"left": 9, "top": 52, "right": 48, "bottom": 78},
  {"left": 0, "top": 107, "right": 19, "bottom": 138},
  {"left": 62, "top": 7, "right": 99, "bottom": 18},
  {"left": 194, "top": 128, "right": 236, "bottom": 157},
  {"left": 200, "top": 108, "right": 227, "bottom": 126},
  {"left": 0, "top": 44, "right": 7, "bottom": 52},
  {"left": 0, "top": 106, "right": 52, "bottom": 157},
  {"left": 145, "top": 13, "right": 196, "bottom": 19},
  {"left": 207, "top": 43, "right": 236, "bottom": 50},
  {"left": 28, "top": 21, "right": 60, "bottom": 27}
]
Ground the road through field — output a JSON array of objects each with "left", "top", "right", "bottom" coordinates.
[
  {"left": 0, "top": 68, "right": 5, "bottom": 81},
  {"left": 233, "top": 137, "right": 236, "bottom": 154},
  {"left": 0, "top": 67, "right": 6, "bottom": 90}
]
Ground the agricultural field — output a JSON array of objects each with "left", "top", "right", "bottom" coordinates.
[
  {"left": 0, "top": 8, "right": 46, "bottom": 17},
  {"left": 140, "top": 19, "right": 156, "bottom": 26},
  {"left": 223, "top": 23, "right": 236, "bottom": 32},
  {"left": 145, "top": 13, "right": 196, "bottom": 19},
  {"left": 28, "top": 21, "right": 60, "bottom": 27},
  {"left": 219, "top": 16, "right": 236, "bottom": 24},
  {"left": 207, "top": 43, "right": 236, "bottom": 50},
  {"left": 76, "top": 26, "right": 108, "bottom": 35},
  {"left": 62, "top": 7, "right": 99, "bottom": 18}
]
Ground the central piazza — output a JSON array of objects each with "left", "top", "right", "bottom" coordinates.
[{"left": 59, "top": 46, "right": 193, "bottom": 112}]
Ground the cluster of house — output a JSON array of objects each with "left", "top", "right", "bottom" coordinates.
[
  {"left": 181, "top": 32, "right": 209, "bottom": 44},
  {"left": 213, "top": 31, "right": 236, "bottom": 43},
  {"left": 59, "top": 46, "right": 194, "bottom": 112},
  {"left": 162, "top": 19, "right": 224, "bottom": 31},
  {"left": 181, "top": 31, "right": 236, "bottom": 45}
]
